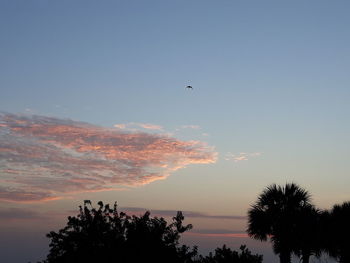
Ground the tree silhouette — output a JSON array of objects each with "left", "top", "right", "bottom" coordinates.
[
  {"left": 43, "top": 200, "right": 195, "bottom": 263},
  {"left": 325, "top": 201, "right": 350, "bottom": 263},
  {"left": 42, "top": 200, "right": 262, "bottom": 263},
  {"left": 247, "top": 183, "right": 312, "bottom": 263}
]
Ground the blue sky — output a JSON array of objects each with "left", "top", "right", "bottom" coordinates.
[{"left": 1, "top": 1, "right": 349, "bottom": 262}]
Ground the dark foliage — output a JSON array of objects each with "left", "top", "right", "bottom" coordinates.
[
  {"left": 42, "top": 200, "right": 262, "bottom": 263},
  {"left": 43, "top": 200, "right": 193, "bottom": 263},
  {"left": 200, "top": 245, "right": 263, "bottom": 263},
  {"left": 37, "top": 185, "right": 350, "bottom": 263},
  {"left": 292, "top": 205, "right": 322, "bottom": 263},
  {"left": 247, "top": 183, "right": 312, "bottom": 263},
  {"left": 247, "top": 183, "right": 350, "bottom": 263},
  {"left": 324, "top": 202, "right": 350, "bottom": 263}
]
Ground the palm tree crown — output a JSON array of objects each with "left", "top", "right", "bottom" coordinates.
[{"left": 247, "top": 183, "right": 312, "bottom": 263}]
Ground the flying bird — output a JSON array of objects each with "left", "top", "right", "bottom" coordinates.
[{"left": 186, "top": 85, "right": 193, "bottom": 90}]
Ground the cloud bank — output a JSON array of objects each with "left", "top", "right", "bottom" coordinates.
[{"left": 0, "top": 113, "right": 217, "bottom": 202}]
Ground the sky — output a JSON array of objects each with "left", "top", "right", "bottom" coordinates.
[{"left": 0, "top": 0, "right": 349, "bottom": 262}]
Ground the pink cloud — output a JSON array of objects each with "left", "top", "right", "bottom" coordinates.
[
  {"left": 113, "top": 123, "right": 127, "bottom": 129},
  {"left": 138, "top": 123, "right": 163, "bottom": 130},
  {"left": 0, "top": 113, "right": 217, "bottom": 202},
  {"left": 114, "top": 122, "right": 163, "bottom": 131}
]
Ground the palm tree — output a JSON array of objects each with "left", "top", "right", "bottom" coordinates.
[
  {"left": 247, "top": 183, "right": 312, "bottom": 263},
  {"left": 293, "top": 205, "right": 322, "bottom": 263},
  {"left": 326, "top": 201, "right": 350, "bottom": 263}
]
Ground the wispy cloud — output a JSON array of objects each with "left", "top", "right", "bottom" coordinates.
[
  {"left": 119, "top": 207, "right": 246, "bottom": 220},
  {"left": 0, "top": 113, "right": 217, "bottom": 202},
  {"left": 181, "top": 125, "right": 201, "bottom": 130},
  {"left": 139, "top": 123, "right": 163, "bottom": 130},
  {"left": 186, "top": 229, "right": 249, "bottom": 238},
  {"left": 0, "top": 207, "right": 72, "bottom": 225},
  {"left": 186, "top": 233, "right": 249, "bottom": 238},
  {"left": 174, "top": 125, "right": 201, "bottom": 132},
  {"left": 224, "top": 152, "right": 261, "bottom": 162},
  {"left": 0, "top": 207, "right": 47, "bottom": 220},
  {"left": 114, "top": 122, "right": 163, "bottom": 131},
  {"left": 0, "top": 206, "right": 245, "bottom": 227}
]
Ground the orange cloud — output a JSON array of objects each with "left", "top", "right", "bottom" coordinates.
[{"left": 0, "top": 113, "right": 217, "bottom": 202}]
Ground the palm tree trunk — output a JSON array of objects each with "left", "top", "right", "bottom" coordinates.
[
  {"left": 279, "top": 250, "right": 291, "bottom": 263},
  {"left": 302, "top": 251, "right": 310, "bottom": 263}
]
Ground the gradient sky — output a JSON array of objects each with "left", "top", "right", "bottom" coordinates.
[{"left": 1, "top": 1, "right": 350, "bottom": 262}]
